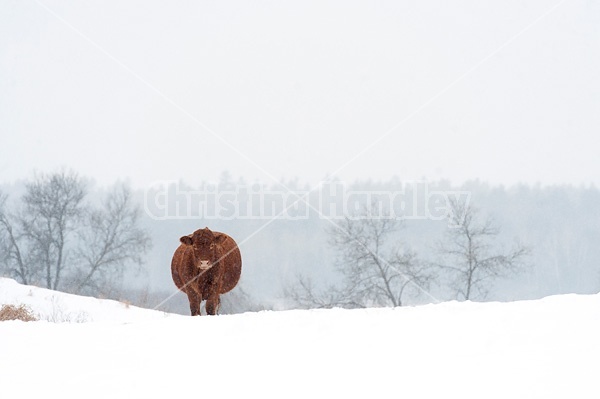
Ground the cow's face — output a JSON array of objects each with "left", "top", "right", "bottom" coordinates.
[{"left": 180, "top": 227, "right": 219, "bottom": 271}]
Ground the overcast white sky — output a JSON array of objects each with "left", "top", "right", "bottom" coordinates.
[{"left": 1, "top": 0, "right": 599, "bottom": 189}]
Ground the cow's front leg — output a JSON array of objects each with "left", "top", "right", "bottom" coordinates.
[
  {"left": 186, "top": 290, "right": 202, "bottom": 316},
  {"left": 205, "top": 294, "right": 221, "bottom": 315}
]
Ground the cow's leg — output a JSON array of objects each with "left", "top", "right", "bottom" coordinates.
[
  {"left": 186, "top": 290, "right": 202, "bottom": 316},
  {"left": 205, "top": 295, "right": 220, "bottom": 315}
]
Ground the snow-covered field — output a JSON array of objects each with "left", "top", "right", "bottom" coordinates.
[{"left": 1, "top": 278, "right": 599, "bottom": 398}]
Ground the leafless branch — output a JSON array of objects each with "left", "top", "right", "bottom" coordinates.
[
  {"left": 436, "top": 198, "right": 529, "bottom": 300},
  {"left": 289, "top": 203, "right": 436, "bottom": 308}
]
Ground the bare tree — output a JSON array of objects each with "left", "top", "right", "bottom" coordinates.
[
  {"left": 289, "top": 204, "right": 435, "bottom": 308},
  {"left": 0, "top": 170, "right": 86, "bottom": 290},
  {"left": 1, "top": 192, "right": 26, "bottom": 283},
  {"left": 71, "top": 183, "right": 151, "bottom": 295},
  {"left": 436, "top": 198, "right": 529, "bottom": 300},
  {"left": 0, "top": 171, "right": 151, "bottom": 296}
]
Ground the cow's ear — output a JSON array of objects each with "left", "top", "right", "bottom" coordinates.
[
  {"left": 215, "top": 234, "right": 228, "bottom": 245},
  {"left": 180, "top": 236, "right": 193, "bottom": 245}
]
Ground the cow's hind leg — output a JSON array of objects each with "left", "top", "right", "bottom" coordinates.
[{"left": 186, "top": 290, "right": 202, "bottom": 316}]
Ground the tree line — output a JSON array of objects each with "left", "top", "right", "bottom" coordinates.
[{"left": 4, "top": 169, "right": 595, "bottom": 314}]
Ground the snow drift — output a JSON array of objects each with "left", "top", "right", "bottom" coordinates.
[
  {"left": 1, "top": 278, "right": 599, "bottom": 398},
  {"left": 0, "top": 278, "right": 176, "bottom": 323}
]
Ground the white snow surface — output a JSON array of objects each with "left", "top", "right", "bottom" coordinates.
[
  {"left": 0, "top": 278, "right": 176, "bottom": 323},
  {"left": 1, "top": 277, "right": 599, "bottom": 398}
]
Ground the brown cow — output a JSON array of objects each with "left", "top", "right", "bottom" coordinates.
[{"left": 171, "top": 227, "right": 242, "bottom": 315}]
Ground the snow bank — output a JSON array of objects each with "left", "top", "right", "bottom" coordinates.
[
  {"left": 1, "top": 278, "right": 599, "bottom": 398},
  {"left": 0, "top": 278, "right": 177, "bottom": 322}
]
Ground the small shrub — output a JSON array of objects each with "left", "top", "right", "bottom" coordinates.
[
  {"left": 0, "top": 304, "right": 38, "bottom": 322},
  {"left": 45, "top": 296, "right": 89, "bottom": 323}
]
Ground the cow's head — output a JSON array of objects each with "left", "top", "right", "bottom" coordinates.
[{"left": 180, "top": 227, "right": 220, "bottom": 271}]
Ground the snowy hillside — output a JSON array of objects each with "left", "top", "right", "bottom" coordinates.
[
  {"left": 1, "top": 278, "right": 599, "bottom": 398},
  {"left": 0, "top": 278, "right": 177, "bottom": 323}
]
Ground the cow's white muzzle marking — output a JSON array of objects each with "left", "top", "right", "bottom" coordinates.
[{"left": 199, "top": 260, "right": 211, "bottom": 270}]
